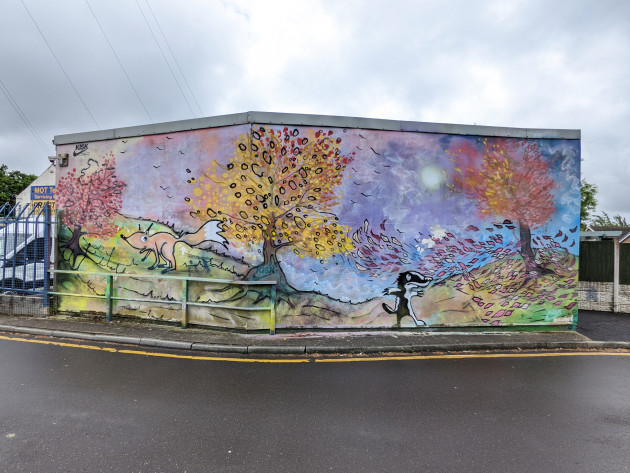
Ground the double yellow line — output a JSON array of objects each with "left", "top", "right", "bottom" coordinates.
[{"left": 1, "top": 333, "right": 629, "bottom": 363}]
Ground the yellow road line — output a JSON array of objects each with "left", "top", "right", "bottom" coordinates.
[
  {"left": 314, "top": 351, "right": 630, "bottom": 362},
  {"left": 117, "top": 349, "right": 309, "bottom": 363},
  {"left": 0, "top": 334, "right": 307, "bottom": 363},
  {"left": 1, "top": 333, "right": 628, "bottom": 363},
  {"left": 0, "top": 334, "right": 118, "bottom": 352}
]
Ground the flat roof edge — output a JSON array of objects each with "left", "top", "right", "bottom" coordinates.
[{"left": 53, "top": 111, "right": 581, "bottom": 145}]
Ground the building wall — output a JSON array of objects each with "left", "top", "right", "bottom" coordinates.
[
  {"left": 53, "top": 122, "right": 581, "bottom": 329},
  {"left": 15, "top": 165, "right": 56, "bottom": 211}
]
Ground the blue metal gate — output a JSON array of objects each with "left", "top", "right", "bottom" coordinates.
[{"left": 0, "top": 202, "right": 52, "bottom": 313}]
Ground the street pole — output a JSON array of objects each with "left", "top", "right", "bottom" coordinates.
[{"left": 613, "top": 236, "right": 620, "bottom": 313}]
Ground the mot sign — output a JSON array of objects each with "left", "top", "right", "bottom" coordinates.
[{"left": 30, "top": 185, "right": 55, "bottom": 211}]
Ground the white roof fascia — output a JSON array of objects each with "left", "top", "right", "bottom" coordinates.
[{"left": 54, "top": 111, "right": 581, "bottom": 146}]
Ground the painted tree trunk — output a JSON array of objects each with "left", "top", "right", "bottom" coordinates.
[
  {"left": 64, "top": 225, "right": 86, "bottom": 256},
  {"left": 244, "top": 237, "right": 294, "bottom": 293},
  {"left": 519, "top": 222, "right": 552, "bottom": 276}
]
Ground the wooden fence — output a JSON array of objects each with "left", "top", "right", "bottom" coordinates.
[{"left": 579, "top": 241, "right": 630, "bottom": 284}]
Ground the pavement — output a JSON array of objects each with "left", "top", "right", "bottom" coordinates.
[{"left": 1, "top": 309, "right": 629, "bottom": 355}]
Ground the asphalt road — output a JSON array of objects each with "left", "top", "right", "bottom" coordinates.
[
  {"left": 1, "top": 336, "right": 629, "bottom": 473},
  {"left": 577, "top": 310, "right": 630, "bottom": 342}
]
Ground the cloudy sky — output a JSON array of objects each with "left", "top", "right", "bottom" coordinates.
[{"left": 1, "top": 0, "right": 628, "bottom": 219}]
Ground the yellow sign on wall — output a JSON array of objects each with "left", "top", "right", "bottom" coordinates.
[
  {"left": 29, "top": 201, "right": 55, "bottom": 212},
  {"left": 29, "top": 185, "right": 55, "bottom": 212}
]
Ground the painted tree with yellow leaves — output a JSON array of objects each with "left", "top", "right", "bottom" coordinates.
[
  {"left": 187, "top": 126, "right": 355, "bottom": 291},
  {"left": 453, "top": 138, "right": 555, "bottom": 276}
]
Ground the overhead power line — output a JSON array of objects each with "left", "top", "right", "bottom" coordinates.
[
  {"left": 85, "top": 0, "right": 154, "bottom": 123},
  {"left": 20, "top": 0, "right": 100, "bottom": 130},
  {"left": 135, "top": 0, "right": 197, "bottom": 118},
  {"left": 0, "top": 77, "right": 53, "bottom": 154},
  {"left": 145, "top": 0, "right": 205, "bottom": 117}
]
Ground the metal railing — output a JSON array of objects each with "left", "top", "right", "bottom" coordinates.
[
  {"left": 0, "top": 203, "right": 52, "bottom": 315},
  {"left": 50, "top": 270, "right": 277, "bottom": 333}
]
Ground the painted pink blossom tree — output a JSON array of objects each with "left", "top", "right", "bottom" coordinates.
[{"left": 56, "top": 155, "right": 125, "bottom": 260}]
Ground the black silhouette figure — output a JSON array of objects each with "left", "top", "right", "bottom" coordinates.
[{"left": 383, "top": 271, "right": 432, "bottom": 326}]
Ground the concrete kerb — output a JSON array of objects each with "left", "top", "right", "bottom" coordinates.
[
  {"left": 247, "top": 345, "right": 306, "bottom": 355},
  {"left": 12, "top": 327, "right": 54, "bottom": 337},
  {"left": 192, "top": 343, "right": 248, "bottom": 354},
  {"left": 306, "top": 346, "right": 369, "bottom": 354},
  {"left": 93, "top": 334, "right": 142, "bottom": 345},
  {"left": 545, "top": 341, "right": 588, "bottom": 350},
  {"left": 1, "top": 324, "right": 629, "bottom": 355},
  {"left": 137, "top": 338, "right": 161, "bottom": 347},
  {"left": 52, "top": 330, "right": 96, "bottom": 341},
  {"left": 585, "top": 340, "right": 630, "bottom": 349},
  {"left": 152, "top": 339, "right": 193, "bottom": 350}
]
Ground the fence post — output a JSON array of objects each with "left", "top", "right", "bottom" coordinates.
[
  {"left": 269, "top": 283, "right": 276, "bottom": 335},
  {"left": 181, "top": 279, "right": 188, "bottom": 329},
  {"left": 43, "top": 204, "right": 50, "bottom": 311},
  {"left": 613, "top": 237, "right": 620, "bottom": 313},
  {"left": 105, "top": 274, "right": 113, "bottom": 322},
  {"left": 52, "top": 211, "right": 62, "bottom": 312}
]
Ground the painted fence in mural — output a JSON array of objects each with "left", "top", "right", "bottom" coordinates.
[{"left": 53, "top": 121, "right": 580, "bottom": 329}]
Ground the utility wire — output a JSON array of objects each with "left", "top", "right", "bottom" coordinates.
[
  {"left": 85, "top": 0, "right": 154, "bottom": 123},
  {"left": 20, "top": 0, "right": 100, "bottom": 130},
  {"left": 0, "top": 77, "right": 53, "bottom": 154},
  {"left": 145, "top": 0, "right": 205, "bottom": 117},
  {"left": 135, "top": 0, "right": 197, "bottom": 118}
]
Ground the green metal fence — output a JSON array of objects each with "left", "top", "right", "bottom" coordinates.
[{"left": 51, "top": 270, "right": 277, "bottom": 333}]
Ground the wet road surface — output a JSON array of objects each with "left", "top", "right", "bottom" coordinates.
[
  {"left": 577, "top": 310, "right": 630, "bottom": 342},
  {"left": 0, "top": 335, "right": 629, "bottom": 472}
]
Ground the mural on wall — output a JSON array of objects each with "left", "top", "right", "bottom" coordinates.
[
  {"left": 120, "top": 220, "right": 226, "bottom": 273},
  {"left": 186, "top": 127, "right": 356, "bottom": 292},
  {"left": 56, "top": 154, "right": 125, "bottom": 268},
  {"left": 55, "top": 122, "right": 580, "bottom": 329}
]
